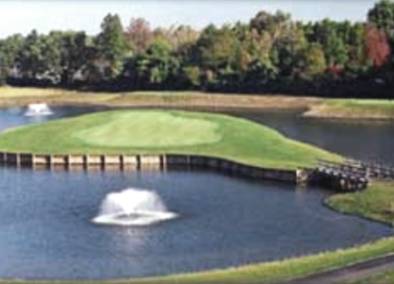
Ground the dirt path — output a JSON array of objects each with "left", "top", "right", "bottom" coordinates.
[{"left": 282, "top": 254, "right": 394, "bottom": 284}]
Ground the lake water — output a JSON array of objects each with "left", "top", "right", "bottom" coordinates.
[
  {"left": 0, "top": 106, "right": 391, "bottom": 280},
  {"left": 234, "top": 111, "right": 394, "bottom": 165}
]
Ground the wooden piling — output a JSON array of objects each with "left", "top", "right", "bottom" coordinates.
[{"left": 0, "top": 151, "right": 309, "bottom": 186}]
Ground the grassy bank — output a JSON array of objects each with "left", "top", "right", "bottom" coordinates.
[
  {"left": 2, "top": 87, "right": 394, "bottom": 119},
  {"left": 0, "top": 237, "right": 392, "bottom": 284},
  {"left": 326, "top": 182, "right": 394, "bottom": 226},
  {"left": 124, "top": 237, "right": 394, "bottom": 284},
  {"left": 304, "top": 99, "right": 394, "bottom": 120},
  {"left": 0, "top": 87, "right": 318, "bottom": 110},
  {"left": 323, "top": 183, "right": 394, "bottom": 283},
  {"left": 0, "top": 110, "right": 340, "bottom": 169}
]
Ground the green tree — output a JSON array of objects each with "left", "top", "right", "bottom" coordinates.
[
  {"left": 308, "top": 20, "right": 349, "bottom": 67},
  {"left": 16, "top": 30, "right": 47, "bottom": 80},
  {"left": 368, "top": 0, "right": 394, "bottom": 37},
  {"left": 181, "top": 66, "right": 201, "bottom": 87},
  {"left": 56, "top": 31, "right": 92, "bottom": 85},
  {"left": 346, "top": 23, "right": 369, "bottom": 73},
  {"left": 192, "top": 25, "right": 240, "bottom": 88},
  {"left": 243, "top": 60, "right": 278, "bottom": 90},
  {"left": 195, "top": 25, "right": 238, "bottom": 70},
  {"left": 270, "top": 25, "right": 307, "bottom": 77},
  {"left": 300, "top": 43, "right": 327, "bottom": 77},
  {"left": 368, "top": 0, "right": 394, "bottom": 65},
  {"left": 123, "top": 37, "right": 179, "bottom": 87},
  {"left": 0, "top": 34, "right": 23, "bottom": 84},
  {"left": 95, "top": 14, "right": 130, "bottom": 80},
  {"left": 250, "top": 10, "right": 291, "bottom": 37},
  {"left": 40, "top": 32, "right": 62, "bottom": 81}
]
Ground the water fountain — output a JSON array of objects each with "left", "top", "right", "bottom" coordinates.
[
  {"left": 24, "top": 103, "right": 53, "bottom": 116},
  {"left": 92, "top": 188, "right": 178, "bottom": 226}
]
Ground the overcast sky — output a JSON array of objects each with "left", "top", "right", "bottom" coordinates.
[{"left": 0, "top": 0, "right": 378, "bottom": 37}]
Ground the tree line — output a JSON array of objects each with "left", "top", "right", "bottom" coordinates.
[{"left": 1, "top": 0, "right": 394, "bottom": 97}]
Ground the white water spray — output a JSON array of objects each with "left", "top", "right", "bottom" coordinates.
[
  {"left": 24, "top": 103, "right": 53, "bottom": 116},
  {"left": 92, "top": 188, "right": 178, "bottom": 226}
]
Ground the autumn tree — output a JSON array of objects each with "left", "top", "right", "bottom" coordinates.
[
  {"left": 365, "top": 24, "right": 391, "bottom": 67},
  {"left": 125, "top": 18, "right": 153, "bottom": 54}
]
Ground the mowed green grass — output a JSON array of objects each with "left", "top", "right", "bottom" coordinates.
[
  {"left": 326, "top": 182, "right": 394, "bottom": 226},
  {"left": 0, "top": 110, "right": 340, "bottom": 169},
  {"left": 73, "top": 111, "right": 221, "bottom": 147},
  {"left": 308, "top": 99, "right": 394, "bottom": 119},
  {"left": 329, "top": 99, "right": 394, "bottom": 114}
]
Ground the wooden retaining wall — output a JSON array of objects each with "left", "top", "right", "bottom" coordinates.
[{"left": 0, "top": 152, "right": 299, "bottom": 184}]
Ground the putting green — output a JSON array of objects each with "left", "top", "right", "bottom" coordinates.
[
  {"left": 0, "top": 110, "right": 341, "bottom": 169},
  {"left": 73, "top": 112, "right": 221, "bottom": 147}
]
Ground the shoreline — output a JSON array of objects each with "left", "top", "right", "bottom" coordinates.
[
  {"left": 0, "top": 109, "right": 340, "bottom": 170},
  {"left": 0, "top": 237, "right": 393, "bottom": 284},
  {"left": 2, "top": 86, "right": 394, "bottom": 120},
  {"left": 325, "top": 181, "right": 394, "bottom": 227},
  {"left": 0, "top": 152, "right": 299, "bottom": 183}
]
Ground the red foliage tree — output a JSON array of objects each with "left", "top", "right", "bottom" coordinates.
[
  {"left": 365, "top": 24, "right": 391, "bottom": 67},
  {"left": 125, "top": 18, "right": 153, "bottom": 54}
]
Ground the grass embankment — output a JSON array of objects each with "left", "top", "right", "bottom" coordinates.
[
  {"left": 118, "top": 237, "right": 394, "bottom": 284},
  {"left": 0, "top": 86, "right": 318, "bottom": 110},
  {"left": 0, "top": 237, "right": 393, "bottom": 284},
  {"left": 326, "top": 182, "right": 394, "bottom": 226},
  {"left": 2, "top": 87, "right": 394, "bottom": 119},
  {"left": 0, "top": 110, "right": 340, "bottom": 169},
  {"left": 304, "top": 99, "right": 394, "bottom": 120}
]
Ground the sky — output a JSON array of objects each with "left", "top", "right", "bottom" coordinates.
[{"left": 0, "top": 0, "right": 379, "bottom": 37}]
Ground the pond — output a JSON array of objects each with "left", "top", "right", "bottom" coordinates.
[
  {"left": 235, "top": 110, "right": 394, "bottom": 165},
  {"left": 0, "top": 105, "right": 391, "bottom": 280}
]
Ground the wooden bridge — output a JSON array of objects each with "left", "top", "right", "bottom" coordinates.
[
  {"left": 344, "top": 159, "right": 394, "bottom": 180},
  {"left": 313, "top": 159, "right": 394, "bottom": 191}
]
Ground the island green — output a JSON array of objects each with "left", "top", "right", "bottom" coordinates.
[{"left": 0, "top": 109, "right": 340, "bottom": 169}]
